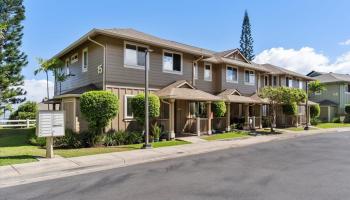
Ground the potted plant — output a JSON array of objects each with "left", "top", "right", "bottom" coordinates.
[{"left": 151, "top": 123, "right": 161, "bottom": 142}]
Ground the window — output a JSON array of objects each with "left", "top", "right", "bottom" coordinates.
[
  {"left": 189, "top": 102, "right": 207, "bottom": 118},
  {"left": 226, "top": 66, "right": 238, "bottom": 83},
  {"left": 204, "top": 63, "right": 212, "bottom": 81},
  {"left": 193, "top": 62, "right": 198, "bottom": 79},
  {"left": 286, "top": 77, "right": 293, "bottom": 88},
  {"left": 71, "top": 53, "right": 78, "bottom": 64},
  {"left": 264, "top": 76, "right": 269, "bottom": 86},
  {"left": 163, "top": 50, "right": 182, "bottom": 74},
  {"left": 299, "top": 80, "right": 303, "bottom": 89},
  {"left": 65, "top": 58, "right": 70, "bottom": 75},
  {"left": 273, "top": 76, "right": 277, "bottom": 86},
  {"left": 124, "top": 95, "right": 135, "bottom": 119},
  {"left": 245, "top": 70, "right": 255, "bottom": 85},
  {"left": 82, "top": 48, "right": 88, "bottom": 72},
  {"left": 124, "top": 42, "right": 148, "bottom": 69},
  {"left": 262, "top": 105, "right": 268, "bottom": 117}
]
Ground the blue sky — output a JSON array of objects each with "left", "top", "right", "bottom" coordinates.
[{"left": 20, "top": 0, "right": 350, "bottom": 101}]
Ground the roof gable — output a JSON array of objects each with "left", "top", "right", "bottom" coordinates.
[{"left": 216, "top": 49, "right": 250, "bottom": 64}]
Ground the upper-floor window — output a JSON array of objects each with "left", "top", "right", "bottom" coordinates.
[
  {"left": 226, "top": 66, "right": 238, "bottom": 83},
  {"left": 124, "top": 42, "right": 148, "bottom": 69},
  {"left": 65, "top": 58, "right": 70, "bottom": 75},
  {"left": 264, "top": 76, "right": 269, "bottom": 86},
  {"left": 82, "top": 48, "right": 88, "bottom": 72},
  {"left": 286, "top": 77, "right": 293, "bottom": 88},
  {"left": 163, "top": 50, "right": 182, "bottom": 74},
  {"left": 71, "top": 53, "right": 78, "bottom": 64},
  {"left": 124, "top": 94, "right": 135, "bottom": 119},
  {"left": 347, "top": 84, "right": 350, "bottom": 93},
  {"left": 272, "top": 76, "right": 277, "bottom": 86},
  {"left": 204, "top": 63, "right": 212, "bottom": 81},
  {"left": 193, "top": 62, "right": 198, "bottom": 79},
  {"left": 244, "top": 70, "right": 255, "bottom": 85}
]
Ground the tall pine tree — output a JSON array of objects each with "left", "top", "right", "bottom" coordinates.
[
  {"left": 239, "top": 10, "right": 254, "bottom": 61},
  {"left": 0, "top": 0, "right": 27, "bottom": 110}
]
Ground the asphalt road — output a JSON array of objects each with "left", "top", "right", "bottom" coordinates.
[{"left": 2, "top": 132, "right": 350, "bottom": 200}]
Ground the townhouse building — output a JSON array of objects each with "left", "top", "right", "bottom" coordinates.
[{"left": 49, "top": 28, "right": 314, "bottom": 138}]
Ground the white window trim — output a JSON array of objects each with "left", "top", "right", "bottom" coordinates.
[
  {"left": 65, "top": 58, "right": 70, "bottom": 75},
  {"left": 226, "top": 65, "right": 238, "bottom": 83},
  {"left": 123, "top": 41, "right": 150, "bottom": 70},
  {"left": 82, "top": 48, "right": 88, "bottom": 72},
  {"left": 193, "top": 61, "right": 198, "bottom": 79},
  {"left": 124, "top": 94, "right": 135, "bottom": 119},
  {"left": 71, "top": 53, "right": 78, "bottom": 64},
  {"left": 204, "top": 62, "right": 212, "bottom": 81},
  {"left": 244, "top": 70, "right": 255, "bottom": 85},
  {"left": 162, "top": 49, "right": 183, "bottom": 75}
]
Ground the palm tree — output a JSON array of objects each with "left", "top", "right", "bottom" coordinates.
[
  {"left": 53, "top": 68, "right": 74, "bottom": 95},
  {"left": 34, "top": 58, "right": 64, "bottom": 108}
]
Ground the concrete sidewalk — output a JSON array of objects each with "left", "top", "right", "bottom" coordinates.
[{"left": 1, "top": 127, "right": 349, "bottom": 188}]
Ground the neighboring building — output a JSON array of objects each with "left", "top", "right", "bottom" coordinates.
[
  {"left": 307, "top": 72, "right": 350, "bottom": 122},
  {"left": 306, "top": 70, "right": 326, "bottom": 77},
  {"left": 49, "top": 28, "right": 314, "bottom": 137}
]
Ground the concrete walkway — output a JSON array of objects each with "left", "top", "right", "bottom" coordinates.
[{"left": 1, "top": 127, "right": 350, "bottom": 188}]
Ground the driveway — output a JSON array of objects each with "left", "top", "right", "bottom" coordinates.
[{"left": 2, "top": 131, "right": 350, "bottom": 200}]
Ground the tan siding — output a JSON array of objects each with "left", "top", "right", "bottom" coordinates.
[{"left": 220, "top": 65, "right": 257, "bottom": 95}]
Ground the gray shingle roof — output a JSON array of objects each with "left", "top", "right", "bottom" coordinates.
[
  {"left": 259, "top": 63, "right": 314, "bottom": 81},
  {"left": 314, "top": 72, "right": 350, "bottom": 83}
]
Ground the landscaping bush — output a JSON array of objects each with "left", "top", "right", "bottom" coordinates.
[
  {"left": 345, "top": 104, "right": 350, "bottom": 115},
  {"left": 311, "top": 117, "right": 321, "bottom": 125},
  {"left": 131, "top": 93, "right": 160, "bottom": 125},
  {"left": 151, "top": 123, "right": 161, "bottom": 142},
  {"left": 54, "top": 129, "right": 82, "bottom": 148},
  {"left": 27, "top": 129, "right": 46, "bottom": 147},
  {"left": 125, "top": 132, "right": 143, "bottom": 144},
  {"left": 310, "top": 104, "right": 320, "bottom": 119},
  {"left": 282, "top": 103, "right": 298, "bottom": 116},
  {"left": 80, "top": 91, "right": 119, "bottom": 146},
  {"left": 332, "top": 117, "right": 341, "bottom": 123},
  {"left": 212, "top": 101, "right": 226, "bottom": 117},
  {"left": 10, "top": 101, "right": 38, "bottom": 120}
]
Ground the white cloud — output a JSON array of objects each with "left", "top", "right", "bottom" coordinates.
[
  {"left": 22, "top": 79, "right": 54, "bottom": 103},
  {"left": 339, "top": 39, "right": 350, "bottom": 45},
  {"left": 254, "top": 47, "right": 350, "bottom": 75}
]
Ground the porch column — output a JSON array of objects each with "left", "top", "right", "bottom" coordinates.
[
  {"left": 259, "top": 105, "right": 262, "bottom": 128},
  {"left": 244, "top": 104, "right": 249, "bottom": 129},
  {"left": 207, "top": 101, "right": 212, "bottom": 135},
  {"left": 226, "top": 102, "right": 231, "bottom": 132},
  {"left": 169, "top": 99, "right": 175, "bottom": 139}
]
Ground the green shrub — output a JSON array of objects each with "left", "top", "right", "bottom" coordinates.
[
  {"left": 131, "top": 93, "right": 160, "bottom": 125},
  {"left": 80, "top": 131, "right": 103, "bottom": 147},
  {"left": 310, "top": 104, "right": 320, "bottom": 119},
  {"left": 345, "top": 104, "right": 350, "bottom": 115},
  {"left": 212, "top": 101, "right": 227, "bottom": 117},
  {"left": 151, "top": 123, "right": 161, "bottom": 141},
  {"left": 282, "top": 103, "right": 298, "bottom": 116},
  {"left": 311, "top": 117, "right": 321, "bottom": 125},
  {"left": 27, "top": 130, "right": 46, "bottom": 147},
  {"left": 54, "top": 129, "right": 82, "bottom": 148},
  {"left": 10, "top": 101, "right": 38, "bottom": 120},
  {"left": 125, "top": 132, "right": 143, "bottom": 144},
  {"left": 80, "top": 91, "right": 119, "bottom": 146},
  {"left": 332, "top": 117, "right": 340, "bottom": 123},
  {"left": 104, "top": 130, "right": 116, "bottom": 146}
]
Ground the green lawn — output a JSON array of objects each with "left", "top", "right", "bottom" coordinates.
[
  {"left": 0, "top": 128, "right": 190, "bottom": 165},
  {"left": 316, "top": 123, "right": 350, "bottom": 129},
  {"left": 201, "top": 131, "right": 249, "bottom": 141}
]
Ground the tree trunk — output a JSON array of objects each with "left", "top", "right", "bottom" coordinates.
[
  {"left": 46, "top": 71, "right": 49, "bottom": 110},
  {"left": 270, "top": 104, "right": 276, "bottom": 133}
]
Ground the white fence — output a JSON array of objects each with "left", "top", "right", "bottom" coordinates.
[{"left": 0, "top": 119, "right": 36, "bottom": 128}]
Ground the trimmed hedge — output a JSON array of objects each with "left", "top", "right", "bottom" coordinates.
[
  {"left": 282, "top": 102, "right": 298, "bottom": 116},
  {"left": 131, "top": 93, "right": 160, "bottom": 124},
  {"left": 10, "top": 101, "right": 38, "bottom": 120},
  {"left": 345, "top": 104, "right": 350, "bottom": 115},
  {"left": 212, "top": 101, "right": 227, "bottom": 117},
  {"left": 310, "top": 104, "right": 320, "bottom": 119},
  {"left": 80, "top": 91, "right": 119, "bottom": 142}
]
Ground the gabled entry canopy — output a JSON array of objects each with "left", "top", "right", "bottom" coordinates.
[
  {"left": 218, "top": 89, "right": 264, "bottom": 104},
  {"left": 156, "top": 80, "right": 222, "bottom": 101}
]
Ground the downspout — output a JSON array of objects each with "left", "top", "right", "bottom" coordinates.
[
  {"left": 88, "top": 36, "right": 106, "bottom": 90},
  {"left": 193, "top": 56, "right": 204, "bottom": 86}
]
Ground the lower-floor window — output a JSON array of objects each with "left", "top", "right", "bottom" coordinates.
[
  {"left": 262, "top": 105, "right": 268, "bottom": 116},
  {"left": 189, "top": 102, "right": 207, "bottom": 118},
  {"left": 124, "top": 95, "right": 135, "bottom": 119}
]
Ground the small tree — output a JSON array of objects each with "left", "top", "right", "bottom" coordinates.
[
  {"left": 131, "top": 93, "right": 160, "bottom": 126},
  {"left": 308, "top": 80, "right": 326, "bottom": 96},
  {"left": 259, "top": 87, "right": 306, "bottom": 132},
  {"left": 212, "top": 101, "right": 227, "bottom": 117},
  {"left": 53, "top": 68, "right": 74, "bottom": 95},
  {"left": 310, "top": 104, "right": 321, "bottom": 119},
  {"left": 9, "top": 101, "right": 37, "bottom": 120},
  {"left": 80, "top": 91, "right": 119, "bottom": 145}
]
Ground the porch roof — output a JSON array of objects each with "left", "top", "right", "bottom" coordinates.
[
  {"left": 155, "top": 80, "right": 222, "bottom": 101},
  {"left": 217, "top": 89, "right": 265, "bottom": 104}
]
